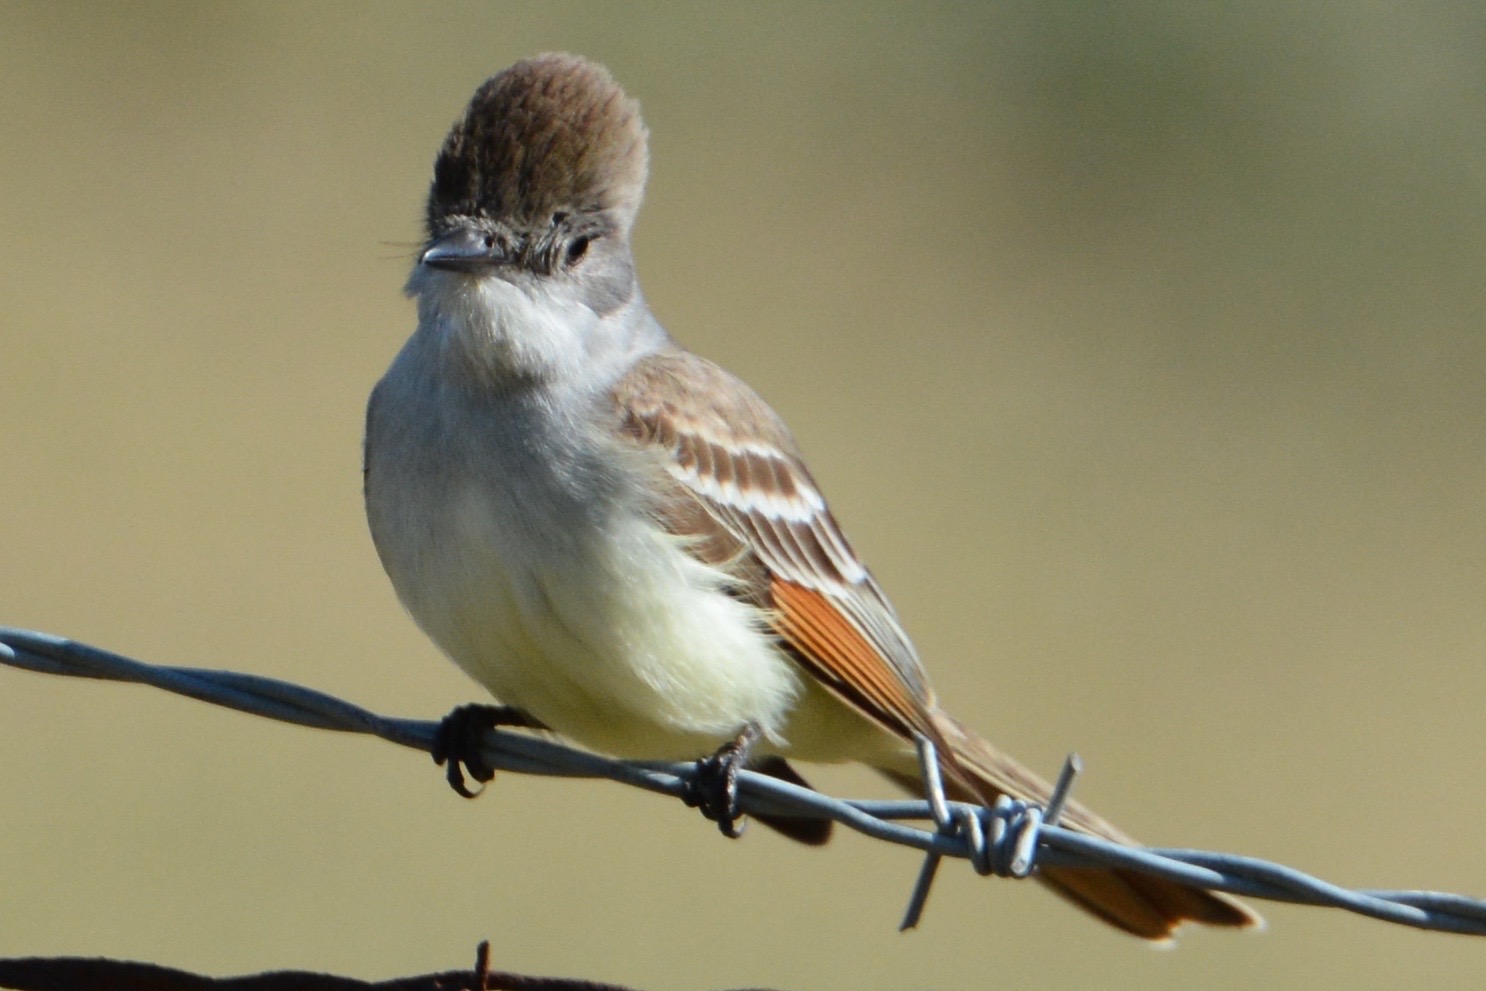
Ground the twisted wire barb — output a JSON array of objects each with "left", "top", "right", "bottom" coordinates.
[{"left": 3, "top": 626, "right": 1485, "bottom": 937}]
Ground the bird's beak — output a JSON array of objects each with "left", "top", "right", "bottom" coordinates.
[{"left": 420, "top": 226, "right": 505, "bottom": 273}]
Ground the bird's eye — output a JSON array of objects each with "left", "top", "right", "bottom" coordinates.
[
  {"left": 482, "top": 233, "right": 497, "bottom": 250},
  {"left": 565, "top": 235, "right": 592, "bottom": 266}
]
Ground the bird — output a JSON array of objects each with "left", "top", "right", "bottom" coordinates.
[{"left": 362, "top": 52, "right": 1261, "bottom": 942}]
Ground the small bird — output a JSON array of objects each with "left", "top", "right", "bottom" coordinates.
[{"left": 363, "top": 53, "right": 1260, "bottom": 941}]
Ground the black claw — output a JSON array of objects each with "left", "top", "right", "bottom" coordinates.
[
  {"left": 683, "top": 724, "right": 761, "bottom": 839},
  {"left": 432, "top": 703, "right": 542, "bottom": 799}
]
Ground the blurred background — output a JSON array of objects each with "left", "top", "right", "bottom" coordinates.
[{"left": 3, "top": 4, "right": 1484, "bottom": 989}]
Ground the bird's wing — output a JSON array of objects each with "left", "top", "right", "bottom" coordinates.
[{"left": 612, "top": 348, "right": 937, "bottom": 744}]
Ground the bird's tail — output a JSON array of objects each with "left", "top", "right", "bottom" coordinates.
[{"left": 880, "top": 710, "right": 1263, "bottom": 943}]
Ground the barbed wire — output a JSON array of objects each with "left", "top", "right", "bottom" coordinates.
[{"left": 3, "top": 625, "right": 1484, "bottom": 938}]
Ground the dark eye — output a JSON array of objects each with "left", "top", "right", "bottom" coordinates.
[{"left": 565, "top": 235, "right": 592, "bottom": 266}]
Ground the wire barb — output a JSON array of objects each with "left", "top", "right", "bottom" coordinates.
[
  {"left": 1043, "top": 753, "right": 1082, "bottom": 827},
  {"left": 900, "top": 736, "right": 950, "bottom": 931},
  {"left": 4, "top": 625, "right": 1486, "bottom": 936}
]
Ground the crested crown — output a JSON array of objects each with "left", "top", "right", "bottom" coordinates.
[{"left": 427, "top": 54, "right": 649, "bottom": 237}]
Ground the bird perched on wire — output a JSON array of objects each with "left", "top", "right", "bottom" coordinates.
[{"left": 364, "top": 52, "right": 1261, "bottom": 942}]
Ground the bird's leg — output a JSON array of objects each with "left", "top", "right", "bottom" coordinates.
[
  {"left": 683, "top": 722, "right": 762, "bottom": 839},
  {"left": 432, "top": 703, "right": 546, "bottom": 798}
]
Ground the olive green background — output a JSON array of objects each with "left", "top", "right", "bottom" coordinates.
[{"left": 3, "top": 4, "right": 1484, "bottom": 989}]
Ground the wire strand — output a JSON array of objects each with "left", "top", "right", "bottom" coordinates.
[{"left": 3, "top": 625, "right": 1483, "bottom": 936}]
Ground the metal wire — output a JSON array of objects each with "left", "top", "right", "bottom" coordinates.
[{"left": 4, "top": 625, "right": 1485, "bottom": 937}]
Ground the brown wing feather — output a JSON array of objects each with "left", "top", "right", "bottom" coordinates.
[{"left": 769, "top": 578, "right": 930, "bottom": 740}]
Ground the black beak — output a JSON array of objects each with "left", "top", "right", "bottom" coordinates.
[{"left": 420, "top": 227, "right": 506, "bottom": 273}]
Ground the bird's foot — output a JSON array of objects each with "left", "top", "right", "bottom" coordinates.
[
  {"left": 683, "top": 723, "right": 761, "bottom": 839},
  {"left": 432, "top": 703, "right": 544, "bottom": 798}
]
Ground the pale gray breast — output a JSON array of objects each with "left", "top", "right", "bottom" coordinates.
[{"left": 365, "top": 359, "right": 640, "bottom": 588}]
